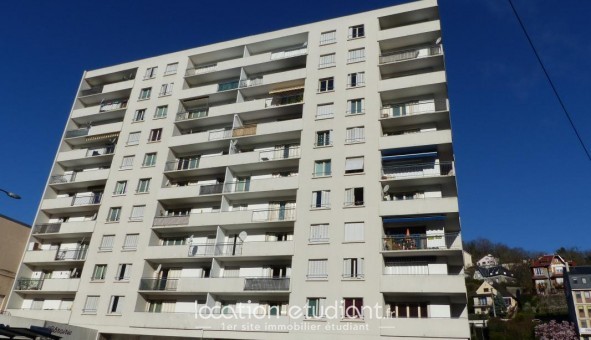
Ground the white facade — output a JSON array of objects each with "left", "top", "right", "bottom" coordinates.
[{"left": 8, "top": 0, "right": 469, "bottom": 338}]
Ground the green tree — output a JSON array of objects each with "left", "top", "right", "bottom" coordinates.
[{"left": 492, "top": 293, "right": 507, "bottom": 318}]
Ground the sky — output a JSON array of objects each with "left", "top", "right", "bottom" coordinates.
[{"left": 0, "top": 0, "right": 589, "bottom": 251}]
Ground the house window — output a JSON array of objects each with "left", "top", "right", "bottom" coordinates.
[
  {"left": 320, "top": 30, "right": 336, "bottom": 45},
  {"left": 312, "top": 190, "right": 330, "bottom": 209},
  {"left": 148, "top": 128, "right": 162, "bottom": 142},
  {"left": 120, "top": 155, "right": 134, "bottom": 169},
  {"left": 343, "top": 298, "right": 363, "bottom": 318},
  {"left": 348, "top": 25, "right": 365, "bottom": 39},
  {"left": 123, "top": 234, "right": 139, "bottom": 250},
  {"left": 83, "top": 296, "right": 99, "bottom": 314},
  {"left": 307, "top": 259, "right": 328, "bottom": 279},
  {"left": 319, "top": 53, "right": 336, "bottom": 68},
  {"left": 347, "top": 72, "right": 365, "bottom": 88},
  {"left": 154, "top": 105, "right": 168, "bottom": 119},
  {"left": 314, "top": 160, "right": 331, "bottom": 177},
  {"left": 347, "top": 48, "right": 366, "bottom": 63},
  {"left": 309, "top": 224, "right": 329, "bottom": 243},
  {"left": 113, "top": 181, "right": 127, "bottom": 195},
  {"left": 138, "top": 87, "right": 151, "bottom": 100},
  {"left": 344, "top": 187, "right": 364, "bottom": 206},
  {"left": 315, "top": 130, "right": 332, "bottom": 147},
  {"left": 316, "top": 103, "right": 334, "bottom": 119},
  {"left": 534, "top": 268, "right": 543, "bottom": 275},
  {"left": 126, "top": 132, "right": 141, "bottom": 145},
  {"left": 137, "top": 178, "right": 151, "bottom": 193},
  {"left": 107, "top": 208, "right": 121, "bottom": 222},
  {"left": 343, "top": 258, "right": 364, "bottom": 278},
  {"left": 133, "top": 109, "right": 146, "bottom": 122},
  {"left": 116, "top": 264, "right": 132, "bottom": 281},
  {"left": 92, "top": 265, "right": 107, "bottom": 281},
  {"left": 159, "top": 83, "right": 173, "bottom": 96},
  {"left": 130, "top": 205, "right": 145, "bottom": 221},
  {"left": 345, "top": 126, "right": 365, "bottom": 144},
  {"left": 144, "top": 67, "right": 157, "bottom": 80},
  {"left": 347, "top": 98, "right": 365, "bottom": 115},
  {"left": 344, "top": 222, "right": 364, "bottom": 242},
  {"left": 318, "top": 77, "right": 334, "bottom": 92},
  {"left": 164, "top": 62, "right": 178, "bottom": 76},
  {"left": 99, "top": 235, "right": 115, "bottom": 251},
  {"left": 345, "top": 156, "right": 364, "bottom": 174},
  {"left": 307, "top": 298, "right": 326, "bottom": 317},
  {"left": 108, "top": 296, "right": 125, "bottom": 314},
  {"left": 143, "top": 153, "right": 157, "bottom": 167}
]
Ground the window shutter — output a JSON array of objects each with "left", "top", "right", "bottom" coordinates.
[
  {"left": 131, "top": 206, "right": 145, "bottom": 220},
  {"left": 344, "top": 222, "right": 364, "bottom": 242},
  {"left": 100, "top": 235, "right": 115, "bottom": 249},
  {"left": 123, "top": 234, "right": 139, "bottom": 249},
  {"left": 343, "top": 259, "right": 352, "bottom": 277},
  {"left": 345, "top": 157, "right": 364, "bottom": 171}
]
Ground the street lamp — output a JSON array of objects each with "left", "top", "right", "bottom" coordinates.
[{"left": 0, "top": 188, "right": 21, "bottom": 199}]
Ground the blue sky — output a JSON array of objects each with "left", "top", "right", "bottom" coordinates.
[{"left": 0, "top": 1, "right": 589, "bottom": 251}]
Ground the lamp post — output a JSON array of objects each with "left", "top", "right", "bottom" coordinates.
[{"left": 0, "top": 188, "right": 21, "bottom": 199}]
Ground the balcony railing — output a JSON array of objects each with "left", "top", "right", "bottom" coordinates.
[
  {"left": 270, "top": 47, "right": 307, "bottom": 60},
  {"left": 380, "top": 99, "right": 447, "bottom": 119},
  {"left": 152, "top": 215, "right": 190, "bottom": 227},
  {"left": 239, "top": 78, "right": 263, "bottom": 88},
  {"left": 49, "top": 174, "right": 75, "bottom": 184},
  {"left": 71, "top": 194, "right": 102, "bottom": 206},
  {"left": 217, "top": 80, "right": 239, "bottom": 92},
  {"left": 15, "top": 278, "right": 44, "bottom": 290},
  {"left": 199, "top": 183, "right": 224, "bottom": 195},
  {"left": 381, "top": 161, "right": 454, "bottom": 180},
  {"left": 188, "top": 243, "right": 216, "bottom": 257},
  {"left": 99, "top": 100, "right": 128, "bottom": 113},
  {"left": 265, "top": 93, "right": 304, "bottom": 108},
  {"left": 175, "top": 108, "right": 208, "bottom": 121},
  {"left": 232, "top": 125, "right": 257, "bottom": 137},
  {"left": 55, "top": 248, "right": 87, "bottom": 261},
  {"left": 32, "top": 223, "right": 61, "bottom": 234},
  {"left": 379, "top": 45, "right": 442, "bottom": 65},
  {"left": 208, "top": 129, "right": 232, "bottom": 141},
  {"left": 65, "top": 128, "right": 90, "bottom": 138},
  {"left": 244, "top": 277, "right": 290, "bottom": 291},
  {"left": 259, "top": 146, "right": 300, "bottom": 161},
  {"left": 139, "top": 278, "right": 179, "bottom": 291},
  {"left": 251, "top": 207, "right": 296, "bottom": 222},
  {"left": 223, "top": 181, "right": 250, "bottom": 193},
  {"left": 164, "top": 158, "right": 200, "bottom": 172},
  {"left": 85, "top": 147, "right": 115, "bottom": 158},
  {"left": 382, "top": 232, "right": 460, "bottom": 251},
  {"left": 80, "top": 86, "right": 103, "bottom": 97},
  {"left": 185, "top": 63, "right": 218, "bottom": 77}
]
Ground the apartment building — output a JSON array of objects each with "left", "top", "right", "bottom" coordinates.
[
  {"left": 565, "top": 267, "right": 591, "bottom": 340},
  {"left": 7, "top": 0, "right": 469, "bottom": 338}
]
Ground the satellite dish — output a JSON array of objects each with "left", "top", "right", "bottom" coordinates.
[
  {"left": 238, "top": 231, "right": 248, "bottom": 242},
  {"left": 383, "top": 185, "right": 390, "bottom": 193},
  {"left": 435, "top": 37, "right": 442, "bottom": 45}
]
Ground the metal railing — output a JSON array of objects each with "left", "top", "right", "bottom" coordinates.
[
  {"left": 381, "top": 161, "right": 454, "bottom": 180},
  {"left": 382, "top": 232, "right": 460, "bottom": 251},
  {"left": 152, "top": 215, "right": 190, "bottom": 227},
  {"left": 55, "top": 248, "right": 87, "bottom": 261},
  {"left": 208, "top": 129, "right": 232, "bottom": 141},
  {"left": 188, "top": 243, "right": 215, "bottom": 257},
  {"left": 244, "top": 277, "right": 290, "bottom": 291},
  {"left": 239, "top": 78, "right": 263, "bottom": 88},
  {"left": 65, "top": 128, "right": 90, "bottom": 138},
  {"left": 214, "top": 242, "right": 243, "bottom": 256},
  {"left": 71, "top": 194, "right": 102, "bottom": 206},
  {"left": 85, "top": 147, "right": 115, "bottom": 158},
  {"left": 380, "top": 99, "right": 447, "bottom": 119},
  {"left": 232, "top": 125, "right": 257, "bottom": 137},
  {"left": 264, "top": 93, "right": 304, "bottom": 108},
  {"left": 33, "top": 223, "right": 61, "bottom": 234},
  {"left": 164, "top": 158, "right": 200, "bottom": 171},
  {"left": 99, "top": 100, "right": 128, "bottom": 113},
  {"left": 16, "top": 278, "right": 44, "bottom": 290},
  {"left": 80, "top": 86, "right": 103, "bottom": 97},
  {"left": 49, "top": 173, "right": 75, "bottom": 184},
  {"left": 270, "top": 47, "right": 307, "bottom": 60},
  {"left": 199, "top": 183, "right": 223, "bottom": 195},
  {"left": 185, "top": 63, "right": 218, "bottom": 77},
  {"left": 175, "top": 108, "right": 208, "bottom": 121},
  {"left": 251, "top": 207, "right": 296, "bottom": 222},
  {"left": 379, "top": 45, "right": 442, "bottom": 64},
  {"left": 217, "top": 80, "right": 239, "bottom": 92},
  {"left": 139, "top": 278, "right": 179, "bottom": 291},
  {"left": 259, "top": 146, "right": 301, "bottom": 161}
]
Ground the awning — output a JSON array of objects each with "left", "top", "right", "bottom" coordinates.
[
  {"left": 383, "top": 215, "right": 446, "bottom": 223},
  {"left": 269, "top": 85, "right": 304, "bottom": 94},
  {"left": 85, "top": 132, "right": 119, "bottom": 142},
  {"left": 381, "top": 152, "right": 437, "bottom": 161}
]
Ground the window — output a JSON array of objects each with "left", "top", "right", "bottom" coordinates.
[
  {"left": 314, "top": 160, "right": 331, "bottom": 177},
  {"left": 318, "top": 77, "right": 334, "bottom": 92},
  {"left": 345, "top": 156, "right": 364, "bottom": 174},
  {"left": 348, "top": 24, "right": 365, "bottom": 39},
  {"left": 137, "top": 178, "right": 151, "bottom": 193},
  {"left": 307, "top": 298, "right": 326, "bottom": 318},
  {"left": 316, "top": 103, "right": 334, "bottom": 119},
  {"left": 320, "top": 30, "right": 336, "bottom": 45},
  {"left": 113, "top": 181, "right": 127, "bottom": 195},
  {"left": 347, "top": 98, "right": 365, "bottom": 115},
  {"left": 343, "top": 258, "right": 364, "bottom": 278},
  {"left": 345, "top": 126, "right": 365, "bottom": 144},
  {"left": 154, "top": 105, "right": 168, "bottom": 119},
  {"left": 133, "top": 109, "right": 146, "bottom": 122},
  {"left": 347, "top": 72, "right": 365, "bottom": 88},
  {"left": 92, "top": 265, "right": 107, "bottom": 281},
  {"left": 534, "top": 268, "right": 543, "bottom": 275},
  {"left": 148, "top": 128, "right": 162, "bottom": 142},
  {"left": 116, "top": 264, "right": 132, "bottom": 281},
  {"left": 120, "top": 155, "right": 134, "bottom": 170},
  {"left": 344, "top": 187, "right": 364, "bottom": 206},
  {"left": 30, "top": 299, "right": 44, "bottom": 310},
  {"left": 99, "top": 235, "right": 115, "bottom": 251},
  {"left": 347, "top": 48, "right": 366, "bottom": 63},
  {"left": 319, "top": 53, "right": 336, "bottom": 68},
  {"left": 159, "top": 83, "right": 173, "bottom": 96},
  {"left": 162, "top": 237, "right": 186, "bottom": 246},
  {"left": 107, "top": 207, "right": 121, "bottom": 222},
  {"left": 343, "top": 298, "right": 363, "bottom": 318},
  {"left": 307, "top": 259, "right": 328, "bottom": 279},
  {"left": 83, "top": 296, "right": 99, "bottom": 314},
  {"left": 130, "top": 205, "right": 145, "bottom": 221},
  {"left": 389, "top": 302, "right": 428, "bottom": 318},
  {"left": 138, "top": 87, "right": 151, "bottom": 100},
  {"left": 123, "top": 234, "right": 139, "bottom": 250},
  {"left": 144, "top": 67, "right": 157, "bottom": 79},
  {"left": 143, "top": 153, "right": 157, "bottom": 167},
  {"left": 108, "top": 296, "right": 125, "bottom": 314},
  {"left": 126, "top": 132, "right": 141, "bottom": 145},
  {"left": 164, "top": 62, "right": 178, "bottom": 76},
  {"left": 344, "top": 222, "right": 364, "bottom": 242},
  {"left": 312, "top": 190, "right": 330, "bottom": 209},
  {"left": 315, "top": 130, "right": 332, "bottom": 147},
  {"left": 309, "top": 224, "right": 329, "bottom": 243}
]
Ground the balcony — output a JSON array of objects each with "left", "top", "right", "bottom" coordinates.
[
  {"left": 32, "top": 220, "right": 95, "bottom": 239},
  {"left": 56, "top": 146, "right": 115, "bottom": 167},
  {"left": 382, "top": 232, "right": 462, "bottom": 256},
  {"left": 48, "top": 169, "right": 110, "bottom": 189},
  {"left": 64, "top": 122, "right": 123, "bottom": 146},
  {"left": 380, "top": 129, "right": 452, "bottom": 150},
  {"left": 379, "top": 317, "right": 469, "bottom": 338},
  {"left": 244, "top": 277, "right": 290, "bottom": 291},
  {"left": 157, "top": 184, "right": 224, "bottom": 204},
  {"left": 23, "top": 248, "right": 87, "bottom": 264},
  {"left": 138, "top": 277, "right": 288, "bottom": 293},
  {"left": 379, "top": 70, "right": 446, "bottom": 96},
  {"left": 41, "top": 194, "right": 102, "bottom": 214},
  {"left": 15, "top": 278, "right": 80, "bottom": 293},
  {"left": 380, "top": 274, "right": 465, "bottom": 294},
  {"left": 379, "top": 197, "right": 458, "bottom": 216},
  {"left": 380, "top": 99, "right": 448, "bottom": 121},
  {"left": 71, "top": 100, "right": 128, "bottom": 124},
  {"left": 218, "top": 240, "right": 294, "bottom": 257},
  {"left": 380, "top": 45, "right": 442, "bottom": 65},
  {"left": 381, "top": 161, "right": 454, "bottom": 182},
  {"left": 223, "top": 176, "right": 298, "bottom": 199},
  {"left": 153, "top": 208, "right": 296, "bottom": 229},
  {"left": 77, "top": 79, "right": 134, "bottom": 106}
]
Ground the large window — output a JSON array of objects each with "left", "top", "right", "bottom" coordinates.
[
  {"left": 319, "top": 31, "right": 336, "bottom": 45},
  {"left": 348, "top": 24, "right": 365, "bottom": 39},
  {"left": 319, "top": 53, "right": 336, "bottom": 68},
  {"left": 307, "top": 259, "right": 328, "bottom": 279},
  {"left": 309, "top": 224, "right": 329, "bottom": 243},
  {"left": 318, "top": 77, "right": 334, "bottom": 92},
  {"left": 315, "top": 130, "right": 332, "bottom": 147},
  {"left": 107, "top": 207, "right": 121, "bottom": 222},
  {"left": 345, "top": 156, "right": 364, "bottom": 174},
  {"left": 154, "top": 105, "right": 168, "bottom": 119},
  {"left": 343, "top": 258, "right": 364, "bottom": 278},
  {"left": 314, "top": 160, "right": 331, "bottom": 177},
  {"left": 83, "top": 296, "right": 99, "bottom": 314},
  {"left": 312, "top": 190, "right": 330, "bottom": 209},
  {"left": 143, "top": 153, "right": 157, "bottom": 167},
  {"left": 347, "top": 98, "right": 365, "bottom": 115},
  {"left": 344, "top": 187, "right": 364, "bottom": 206},
  {"left": 345, "top": 126, "right": 365, "bottom": 144},
  {"left": 138, "top": 87, "right": 151, "bottom": 100},
  {"left": 343, "top": 298, "right": 363, "bottom": 318},
  {"left": 344, "top": 222, "right": 364, "bottom": 242},
  {"left": 347, "top": 48, "right": 366, "bottom": 63}
]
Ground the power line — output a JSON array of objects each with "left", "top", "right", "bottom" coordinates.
[{"left": 507, "top": 0, "right": 591, "bottom": 161}]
